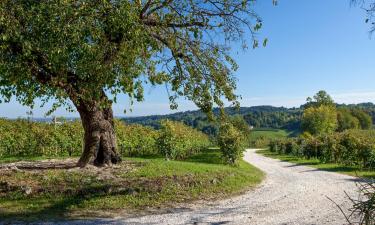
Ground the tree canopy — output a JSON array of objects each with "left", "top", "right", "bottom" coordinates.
[
  {"left": 0, "top": 0, "right": 269, "bottom": 166},
  {"left": 301, "top": 105, "right": 338, "bottom": 135},
  {"left": 0, "top": 0, "right": 266, "bottom": 114},
  {"left": 304, "top": 90, "right": 335, "bottom": 109}
]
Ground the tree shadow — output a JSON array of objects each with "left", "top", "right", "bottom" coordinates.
[
  {"left": 1, "top": 185, "right": 141, "bottom": 223},
  {"left": 0, "top": 160, "right": 78, "bottom": 171}
]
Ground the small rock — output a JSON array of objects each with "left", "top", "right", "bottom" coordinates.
[
  {"left": 211, "top": 178, "right": 218, "bottom": 185},
  {"left": 105, "top": 186, "right": 113, "bottom": 194},
  {"left": 126, "top": 188, "right": 138, "bottom": 196},
  {"left": 21, "top": 186, "right": 32, "bottom": 195}
]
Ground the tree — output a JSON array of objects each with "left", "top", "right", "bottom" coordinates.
[
  {"left": 352, "top": 0, "right": 375, "bottom": 33},
  {"left": 304, "top": 90, "right": 335, "bottom": 108},
  {"left": 337, "top": 108, "right": 360, "bottom": 132},
  {"left": 0, "top": 1, "right": 266, "bottom": 167},
  {"left": 229, "top": 115, "right": 251, "bottom": 139},
  {"left": 217, "top": 122, "right": 245, "bottom": 165},
  {"left": 351, "top": 109, "right": 373, "bottom": 130},
  {"left": 301, "top": 105, "right": 338, "bottom": 135}
]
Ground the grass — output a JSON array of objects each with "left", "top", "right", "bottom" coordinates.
[
  {"left": 0, "top": 148, "right": 264, "bottom": 221},
  {"left": 257, "top": 149, "right": 375, "bottom": 179},
  {"left": 248, "top": 128, "right": 293, "bottom": 148},
  {"left": 250, "top": 128, "right": 291, "bottom": 140}
]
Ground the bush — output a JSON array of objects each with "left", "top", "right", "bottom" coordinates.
[
  {"left": 116, "top": 121, "right": 159, "bottom": 157},
  {"left": 0, "top": 119, "right": 160, "bottom": 159},
  {"left": 0, "top": 119, "right": 83, "bottom": 157},
  {"left": 157, "top": 120, "right": 210, "bottom": 160},
  {"left": 268, "top": 129, "right": 375, "bottom": 170},
  {"left": 217, "top": 122, "right": 246, "bottom": 165}
]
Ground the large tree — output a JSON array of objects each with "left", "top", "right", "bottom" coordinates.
[{"left": 0, "top": 0, "right": 267, "bottom": 167}]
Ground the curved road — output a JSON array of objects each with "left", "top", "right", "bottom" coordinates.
[{"left": 43, "top": 149, "right": 360, "bottom": 224}]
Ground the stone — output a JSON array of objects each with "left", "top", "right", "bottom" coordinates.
[{"left": 21, "top": 186, "right": 32, "bottom": 195}]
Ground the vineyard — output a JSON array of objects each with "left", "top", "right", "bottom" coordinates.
[{"left": 0, "top": 119, "right": 210, "bottom": 161}]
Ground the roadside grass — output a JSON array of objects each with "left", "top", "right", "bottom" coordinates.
[
  {"left": 0, "top": 148, "right": 264, "bottom": 221},
  {"left": 257, "top": 149, "right": 375, "bottom": 179}
]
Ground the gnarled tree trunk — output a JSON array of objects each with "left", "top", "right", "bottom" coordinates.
[{"left": 74, "top": 98, "right": 122, "bottom": 167}]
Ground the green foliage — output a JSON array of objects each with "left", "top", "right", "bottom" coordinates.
[
  {"left": 217, "top": 122, "right": 246, "bottom": 165},
  {"left": 337, "top": 108, "right": 360, "bottom": 132},
  {"left": 301, "top": 105, "right": 338, "bottom": 135},
  {"left": 304, "top": 90, "right": 335, "bottom": 108},
  {"left": 269, "top": 130, "right": 375, "bottom": 169},
  {"left": 248, "top": 129, "right": 290, "bottom": 148},
  {"left": 125, "top": 106, "right": 303, "bottom": 136},
  {"left": 351, "top": 108, "right": 373, "bottom": 130},
  {"left": 115, "top": 121, "right": 159, "bottom": 157},
  {"left": 0, "top": 119, "right": 83, "bottom": 158},
  {"left": 228, "top": 115, "right": 252, "bottom": 140},
  {"left": 0, "top": 119, "right": 211, "bottom": 160},
  {"left": 0, "top": 0, "right": 264, "bottom": 115},
  {"left": 157, "top": 120, "right": 210, "bottom": 160}
]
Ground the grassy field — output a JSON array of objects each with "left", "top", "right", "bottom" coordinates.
[
  {"left": 250, "top": 128, "right": 290, "bottom": 139},
  {"left": 257, "top": 149, "right": 375, "bottom": 179},
  {"left": 248, "top": 128, "right": 291, "bottom": 148},
  {"left": 0, "top": 148, "right": 264, "bottom": 221}
]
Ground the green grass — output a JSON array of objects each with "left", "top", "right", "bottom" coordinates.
[
  {"left": 250, "top": 128, "right": 290, "bottom": 140},
  {"left": 257, "top": 149, "right": 375, "bottom": 179},
  {"left": 0, "top": 148, "right": 264, "bottom": 221},
  {"left": 248, "top": 128, "right": 292, "bottom": 148}
]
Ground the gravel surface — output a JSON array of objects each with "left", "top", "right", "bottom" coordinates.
[{"left": 7, "top": 149, "right": 361, "bottom": 225}]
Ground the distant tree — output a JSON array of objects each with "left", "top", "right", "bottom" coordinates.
[
  {"left": 301, "top": 105, "right": 338, "bottom": 135},
  {"left": 351, "top": 109, "right": 373, "bottom": 130},
  {"left": 304, "top": 90, "right": 335, "bottom": 108},
  {"left": 0, "top": 1, "right": 267, "bottom": 167},
  {"left": 337, "top": 109, "right": 360, "bottom": 132}
]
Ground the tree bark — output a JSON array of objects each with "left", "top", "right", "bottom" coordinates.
[{"left": 74, "top": 98, "right": 122, "bottom": 167}]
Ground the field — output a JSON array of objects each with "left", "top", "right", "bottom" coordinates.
[
  {"left": 250, "top": 128, "right": 290, "bottom": 139},
  {"left": 0, "top": 148, "right": 264, "bottom": 221},
  {"left": 248, "top": 128, "right": 291, "bottom": 148},
  {"left": 258, "top": 149, "right": 375, "bottom": 179}
]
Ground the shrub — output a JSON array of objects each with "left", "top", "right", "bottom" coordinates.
[
  {"left": 116, "top": 121, "right": 159, "bottom": 157},
  {"left": 0, "top": 119, "right": 161, "bottom": 159},
  {"left": 217, "top": 122, "right": 246, "bottom": 165},
  {"left": 157, "top": 120, "right": 210, "bottom": 160},
  {"left": 269, "top": 129, "right": 375, "bottom": 170},
  {"left": 0, "top": 119, "right": 83, "bottom": 157}
]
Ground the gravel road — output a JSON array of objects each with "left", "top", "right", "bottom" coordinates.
[{"left": 15, "top": 149, "right": 361, "bottom": 225}]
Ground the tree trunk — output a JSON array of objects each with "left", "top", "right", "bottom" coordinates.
[{"left": 74, "top": 98, "right": 122, "bottom": 167}]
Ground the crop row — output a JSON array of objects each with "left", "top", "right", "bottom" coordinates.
[{"left": 0, "top": 119, "right": 210, "bottom": 160}]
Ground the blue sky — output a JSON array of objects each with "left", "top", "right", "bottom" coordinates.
[{"left": 1, "top": 0, "right": 374, "bottom": 118}]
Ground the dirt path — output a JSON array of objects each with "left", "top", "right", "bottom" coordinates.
[{"left": 29, "top": 149, "right": 360, "bottom": 224}]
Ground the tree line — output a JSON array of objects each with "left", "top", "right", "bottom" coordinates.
[{"left": 124, "top": 98, "right": 374, "bottom": 136}]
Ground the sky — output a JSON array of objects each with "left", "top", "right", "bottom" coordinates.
[{"left": 1, "top": 0, "right": 374, "bottom": 118}]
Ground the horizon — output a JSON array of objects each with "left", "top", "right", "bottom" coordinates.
[
  {"left": 3, "top": 100, "right": 374, "bottom": 120},
  {"left": 1, "top": 0, "right": 375, "bottom": 118}
]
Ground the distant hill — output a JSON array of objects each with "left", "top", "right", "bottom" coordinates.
[
  {"left": 124, "top": 103, "right": 375, "bottom": 136},
  {"left": 123, "top": 106, "right": 302, "bottom": 135}
]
